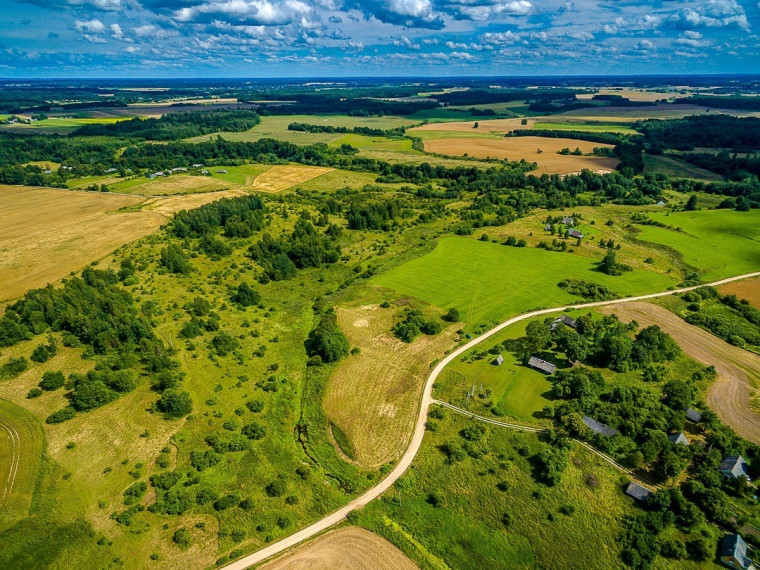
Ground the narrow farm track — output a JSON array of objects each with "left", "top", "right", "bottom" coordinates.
[
  {"left": 0, "top": 416, "right": 21, "bottom": 507},
  {"left": 225, "top": 271, "right": 760, "bottom": 569},
  {"left": 437, "top": 400, "right": 657, "bottom": 490}
]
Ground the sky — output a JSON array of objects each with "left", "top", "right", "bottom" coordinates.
[{"left": 1, "top": 0, "right": 759, "bottom": 77}]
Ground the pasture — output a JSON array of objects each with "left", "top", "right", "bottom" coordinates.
[
  {"left": 325, "top": 304, "right": 458, "bottom": 468},
  {"left": 0, "top": 117, "right": 125, "bottom": 135},
  {"left": 635, "top": 209, "right": 760, "bottom": 281},
  {"left": 372, "top": 237, "right": 675, "bottom": 330},
  {"left": 251, "top": 165, "right": 333, "bottom": 193},
  {"left": 642, "top": 154, "right": 722, "bottom": 181},
  {"left": 420, "top": 136, "right": 618, "bottom": 175}
]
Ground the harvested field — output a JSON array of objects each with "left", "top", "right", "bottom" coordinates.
[
  {"left": 557, "top": 104, "right": 760, "bottom": 122},
  {"left": 0, "top": 185, "right": 248, "bottom": 301},
  {"left": 411, "top": 118, "right": 533, "bottom": 134},
  {"left": 600, "top": 302, "right": 760, "bottom": 445},
  {"left": 324, "top": 305, "right": 457, "bottom": 468},
  {"left": 251, "top": 165, "right": 333, "bottom": 193},
  {"left": 260, "top": 527, "right": 418, "bottom": 570},
  {"left": 719, "top": 277, "right": 760, "bottom": 309},
  {"left": 421, "top": 136, "right": 618, "bottom": 175},
  {"left": 113, "top": 174, "right": 230, "bottom": 196}
]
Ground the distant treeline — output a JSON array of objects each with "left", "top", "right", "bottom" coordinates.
[
  {"left": 250, "top": 96, "right": 437, "bottom": 117},
  {"left": 435, "top": 89, "right": 579, "bottom": 106},
  {"left": 287, "top": 122, "right": 406, "bottom": 137},
  {"left": 507, "top": 129, "right": 628, "bottom": 146},
  {"left": 674, "top": 95, "right": 760, "bottom": 111},
  {"left": 679, "top": 151, "right": 760, "bottom": 180},
  {"left": 636, "top": 115, "right": 760, "bottom": 151},
  {"left": 73, "top": 109, "right": 261, "bottom": 141}
]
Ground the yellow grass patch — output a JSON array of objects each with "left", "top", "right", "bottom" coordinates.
[
  {"left": 260, "top": 527, "right": 418, "bottom": 570},
  {"left": 324, "top": 305, "right": 457, "bottom": 469},
  {"left": 122, "top": 174, "right": 230, "bottom": 196},
  {"left": 251, "top": 165, "right": 333, "bottom": 193},
  {"left": 422, "top": 136, "right": 619, "bottom": 175},
  {"left": 0, "top": 185, "right": 252, "bottom": 301}
]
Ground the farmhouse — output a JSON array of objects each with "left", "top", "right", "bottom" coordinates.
[
  {"left": 669, "top": 432, "right": 689, "bottom": 446},
  {"left": 720, "top": 534, "right": 754, "bottom": 569},
  {"left": 551, "top": 315, "right": 577, "bottom": 331},
  {"left": 493, "top": 354, "right": 504, "bottom": 366},
  {"left": 685, "top": 408, "right": 702, "bottom": 423},
  {"left": 562, "top": 216, "right": 575, "bottom": 226},
  {"left": 625, "top": 482, "right": 651, "bottom": 502},
  {"left": 719, "top": 455, "right": 751, "bottom": 480},
  {"left": 568, "top": 229, "right": 584, "bottom": 239},
  {"left": 192, "top": 163, "right": 204, "bottom": 168},
  {"left": 582, "top": 416, "right": 618, "bottom": 437},
  {"left": 528, "top": 356, "right": 556, "bottom": 374}
]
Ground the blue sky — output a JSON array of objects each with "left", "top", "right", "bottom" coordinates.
[{"left": 1, "top": 0, "right": 759, "bottom": 77}]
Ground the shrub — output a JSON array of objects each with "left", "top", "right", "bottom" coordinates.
[
  {"left": 245, "top": 399, "right": 264, "bottom": 413},
  {"left": 265, "top": 479, "right": 287, "bottom": 497},
  {"left": 40, "top": 370, "right": 65, "bottom": 391},
  {"left": 241, "top": 421, "right": 266, "bottom": 440},
  {"left": 305, "top": 311, "right": 349, "bottom": 363},
  {"left": 157, "top": 390, "right": 193, "bottom": 418},
  {"left": 46, "top": 407, "right": 76, "bottom": 424},
  {"left": 173, "top": 528, "right": 191, "bottom": 549},
  {"left": 213, "top": 493, "right": 241, "bottom": 511},
  {"left": 26, "top": 388, "right": 43, "bottom": 399},
  {"left": 0, "top": 356, "right": 28, "bottom": 379}
]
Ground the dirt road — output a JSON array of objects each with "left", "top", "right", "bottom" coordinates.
[
  {"left": 224, "top": 271, "right": 760, "bottom": 570},
  {"left": 600, "top": 302, "right": 760, "bottom": 445}
]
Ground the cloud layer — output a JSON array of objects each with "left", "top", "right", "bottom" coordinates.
[{"left": 3, "top": 0, "right": 759, "bottom": 76}]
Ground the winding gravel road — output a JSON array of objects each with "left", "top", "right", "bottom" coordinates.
[{"left": 225, "top": 271, "right": 760, "bottom": 569}]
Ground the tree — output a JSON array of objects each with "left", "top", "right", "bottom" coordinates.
[
  {"left": 685, "top": 194, "right": 698, "bottom": 211},
  {"left": 525, "top": 320, "right": 552, "bottom": 353},
  {"left": 157, "top": 390, "right": 193, "bottom": 418},
  {"left": 231, "top": 282, "right": 261, "bottom": 307},
  {"left": 305, "top": 311, "right": 350, "bottom": 363},
  {"left": 40, "top": 370, "right": 65, "bottom": 391},
  {"left": 159, "top": 244, "right": 192, "bottom": 274},
  {"left": 443, "top": 307, "right": 460, "bottom": 322}
]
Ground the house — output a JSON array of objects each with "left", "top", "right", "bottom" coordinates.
[
  {"left": 201, "top": 169, "right": 210, "bottom": 175},
  {"left": 719, "top": 455, "right": 751, "bottom": 480},
  {"left": 582, "top": 416, "right": 618, "bottom": 437},
  {"left": 105, "top": 168, "right": 117, "bottom": 173},
  {"left": 720, "top": 534, "right": 754, "bottom": 569},
  {"left": 656, "top": 200, "right": 666, "bottom": 206},
  {"left": 192, "top": 163, "right": 204, "bottom": 168},
  {"left": 685, "top": 408, "right": 702, "bottom": 423},
  {"left": 545, "top": 224, "right": 553, "bottom": 231},
  {"left": 551, "top": 315, "right": 577, "bottom": 331},
  {"left": 44, "top": 169, "right": 53, "bottom": 174},
  {"left": 528, "top": 356, "right": 556, "bottom": 374},
  {"left": 216, "top": 169, "right": 228, "bottom": 174},
  {"left": 625, "top": 482, "right": 652, "bottom": 502},
  {"left": 562, "top": 216, "right": 575, "bottom": 226},
  {"left": 568, "top": 229, "right": 584, "bottom": 239},
  {"left": 493, "top": 354, "right": 504, "bottom": 366},
  {"left": 669, "top": 432, "right": 689, "bottom": 446}
]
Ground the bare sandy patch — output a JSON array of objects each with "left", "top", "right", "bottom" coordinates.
[
  {"left": 252, "top": 165, "right": 333, "bottom": 193},
  {"left": 600, "top": 302, "right": 760, "bottom": 445},
  {"left": 260, "top": 527, "right": 417, "bottom": 570},
  {"left": 324, "top": 305, "right": 457, "bottom": 468},
  {"left": 422, "top": 136, "right": 619, "bottom": 175}
]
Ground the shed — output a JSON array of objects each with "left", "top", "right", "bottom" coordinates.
[
  {"left": 559, "top": 314, "right": 577, "bottom": 329},
  {"left": 719, "top": 455, "right": 751, "bottom": 480},
  {"left": 625, "top": 482, "right": 652, "bottom": 502},
  {"left": 217, "top": 169, "right": 228, "bottom": 174},
  {"left": 493, "top": 354, "right": 504, "bottom": 366},
  {"left": 562, "top": 216, "right": 575, "bottom": 226},
  {"left": 656, "top": 200, "right": 666, "bottom": 206},
  {"left": 568, "top": 229, "right": 584, "bottom": 239},
  {"left": 669, "top": 432, "right": 689, "bottom": 446},
  {"left": 685, "top": 408, "right": 702, "bottom": 423},
  {"left": 720, "top": 534, "right": 753, "bottom": 569},
  {"left": 582, "top": 416, "right": 618, "bottom": 437},
  {"left": 528, "top": 356, "right": 556, "bottom": 375}
]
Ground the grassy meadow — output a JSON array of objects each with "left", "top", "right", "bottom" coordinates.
[{"left": 372, "top": 237, "right": 676, "bottom": 330}]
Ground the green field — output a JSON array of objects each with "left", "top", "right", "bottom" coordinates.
[
  {"left": 533, "top": 121, "right": 637, "bottom": 134},
  {"left": 642, "top": 154, "right": 723, "bottom": 181},
  {"left": 1, "top": 117, "right": 125, "bottom": 135},
  {"left": 636, "top": 210, "right": 760, "bottom": 281},
  {"left": 357, "top": 411, "right": 642, "bottom": 570},
  {"left": 372, "top": 237, "right": 676, "bottom": 329}
]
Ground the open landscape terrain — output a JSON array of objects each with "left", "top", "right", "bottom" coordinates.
[{"left": 1, "top": 72, "right": 759, "bottom": 570}]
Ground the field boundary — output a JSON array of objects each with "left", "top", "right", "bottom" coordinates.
[
  {"left": 224, "top": 270, "right": 760, "bottom": 570},
  {"left": 0, "top": 415, "right": 21, "bottom": 506}
]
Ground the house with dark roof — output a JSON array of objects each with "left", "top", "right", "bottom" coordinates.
[
  {"left": 625, "top": 482, "right": 652, "bottom": 502},
  {"left": 568, "top": 229, "right": 584, "bottom": 239},
  {"left": 719, "top": 455, "right": 751, "bottom": 480},
  {"left": 685, "top": 408, "right": 702, "bottom": 423},
  {"left": 493, "top": 354, "right": 504, "bottom": 366},
  {"left": 551, "top": 314, "right": 578, "bottom": 331},
  {"left": 720, "top": 534, "right": 754, "bottom": 569},
  {"left": 669, "top": 432, "right": 689, "bottom": 446},
  {"left": 528, "top": 356, "right": 556, "bottom": 375},
  {"left": 562, "top": 216, "right": 575, "bottom": 226},
  {"left": 582, "top": 416, "right": 618, "bottom": 437}
]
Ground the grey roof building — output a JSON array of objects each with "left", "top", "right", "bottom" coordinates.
[
  {"left": 568, "top": 229, "right": 584, "bottom": 239},
  {"left": 719, "top": 455, "right": 751, "bottom": 480},
  {"left": 625, "top": 482, "right": 652, "bottom": 502},
  {"left": 562, "top": 216, "right": 575, "bottom": 226},
  {"left": 493, "top": 354, "right": 504, "bottom": 366},
  {"left": 669, "top": 432, "right": 689, "bottom": 446},
  {"left": 685, "top": 408, "right": 702, "bottom": 423},
  {"left": 582, "top": 416, "right": 618, "bottom": 437},
  {"left": 720, "top": 534, "right": 754, "bottom": 569},
  {"left": 528, "top": 356, "right": 556, "bottom": 374}
]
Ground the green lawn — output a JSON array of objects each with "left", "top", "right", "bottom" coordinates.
[
  {"left": 532, "top": 121, "right": 637, "bottom": 134},
  {"left": 1, "top": 117, "right": 125, "bottom": 135},
  {"left": 372, "top": 237, "right": 676, "bottom": 329},
  {"left": 636, "top": 210, "right": 760, "bottom": 281}
]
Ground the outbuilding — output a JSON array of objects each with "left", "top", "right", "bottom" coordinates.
[
  {"left": 625, "top": 482, "right": 652, "bottom": 502},
  {"left": 719, "top": 455, "right": 751, "bottom": 480},
  {"left": 669, "top": 432, "right": 689, "bottom": 446},
  {"left": 493, "top": 354, "right": 504, "bottom": 366},
  {"left": 685, "top": 408, "right": 702, "bottom": 423},
  {"left": 528, "top": 356, "right": 556, "bottom": 374},
  {"left": 720, "top": 534, "right": 754, "bottom": 569},
  {"left": 582, "top": 416, "right": 618, "bottom": 437}
]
